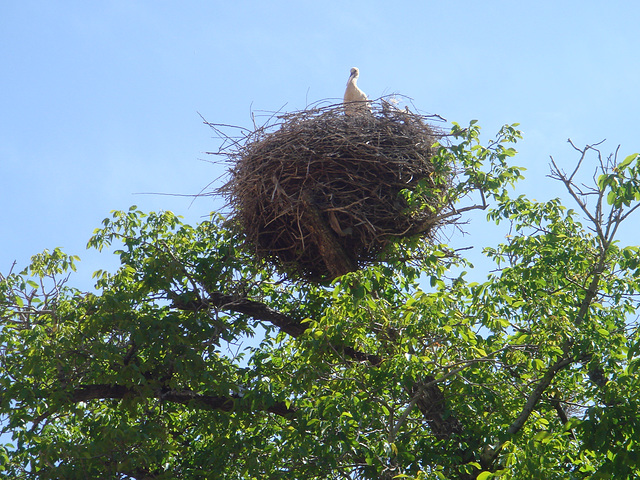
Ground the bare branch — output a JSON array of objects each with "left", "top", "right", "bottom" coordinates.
[
  {"left": 566, "top": 138, "right": 605, "bottom": 182},
  {"left": 549, "top": 155, "right": 604, "bottom": 242},
  {"left": 618, "top": 201, "right": 640, "bottom": 223}
]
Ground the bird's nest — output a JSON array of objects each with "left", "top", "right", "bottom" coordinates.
[{"left": 212, "top": 98, "right": 452, "bottom": 282}]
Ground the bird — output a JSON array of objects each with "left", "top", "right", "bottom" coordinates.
[{"left": 343, "top": 67, "right": 372, "bottom": 115}]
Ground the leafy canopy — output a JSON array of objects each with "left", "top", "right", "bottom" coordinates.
[{"left": 2, "top": 123, "right": 640, "bottom": 479}]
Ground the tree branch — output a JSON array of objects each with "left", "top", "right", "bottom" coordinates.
[
  {"left": 172, "top": 291, "right": 384, "bottom": 365},
  {"left": 506, "top": 356, "right": 573, "bottom": 436},
  {"left": 549, "top": 155, "right": 604, "bottom": 243},
  {"left": 171, "top": 291, "right": 308, "bottom": 338},
  {"left": 67, "top": 384, "right": 293, "bottom": 417},
  {"left": 480, "top": 356, "right": 575, "bottom": 469}
]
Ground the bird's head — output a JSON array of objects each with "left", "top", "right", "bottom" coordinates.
[{"left": 349, "top": 67, "right": 360, "bottom": 78}]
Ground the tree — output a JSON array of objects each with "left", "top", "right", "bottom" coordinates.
[{"left": 1, "top": 122, "right": 640, "bottom": 479}]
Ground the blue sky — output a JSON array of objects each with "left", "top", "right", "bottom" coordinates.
[{"left": 2, "top": 1, "right": 640, "bottom": 286}]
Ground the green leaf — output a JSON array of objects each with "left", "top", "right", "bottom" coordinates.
[{"left": 618, "top": 153, "right": 638, "bottom": 170}]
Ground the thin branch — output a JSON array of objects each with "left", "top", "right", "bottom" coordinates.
[
  {"left": 175, "top": 291, "right": 384, "bottom": 366},
  {"left": 618, "top": 201, "right": 640, "bottom": 223},
  {"left": 407, "top": 202, "right": 488, "bottom": 236},
  {"left": 29, "top": 383, "right": 293, "bottom": 433},
  {"left": 566, "top": 138, "right": 605, "bottom": 182},
  {"left": 549, "top": 155, "right": 604, "bottom": 242}
]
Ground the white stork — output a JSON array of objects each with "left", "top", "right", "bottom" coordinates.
[{"left": 343, "top": 67, "right": 372, "bottom": 115}]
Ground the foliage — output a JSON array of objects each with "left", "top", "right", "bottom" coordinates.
[{"left": 2, "top": 123, "right": 640, "bottom": 479}]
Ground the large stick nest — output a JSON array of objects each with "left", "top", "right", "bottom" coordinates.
[{"left": 215, "top": 98, "right": 451, "bottom": 282}]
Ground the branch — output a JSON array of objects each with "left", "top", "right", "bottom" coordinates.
[
  {"left": 408, "top": 375, "right": 460, "bottom": 438},
  {"left": 172, "top": 291, "right": 383, "bottom": 365},
  {"left": 549, "top": 155, "right": 604, "bottom": 242},
  {"left": 67, "top": 384, "right": 294, "bottom": 417},
  {"left": 565, "top": 138, "right": 605, "bottom": 183},
  {"left": 550, "top": 397, "right": 570, "bottom": 425},
  {"left": 407, "top": 202, "right": 488, "bottom": 236},
  {"left": 506, "top": 356, "right": 574, "bottom": 436},
  {"left": 171, "top": 291, "right": 308, "bottom": 338},
  {"left": 618, "top": 201, "right": 640, "bottom": 223}
]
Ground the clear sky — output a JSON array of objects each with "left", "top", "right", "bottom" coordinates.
[{"left": 2, "top": 1, "right": 640, "bottom": 287}]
